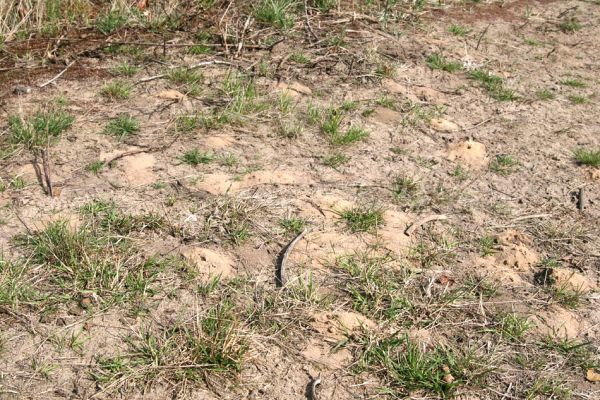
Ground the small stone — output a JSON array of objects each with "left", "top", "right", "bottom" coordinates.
[
  {"left": 156, "top": 89, "right": 184, "bottom": 100},
  {"left": 370, "top": 107, "right": 400, "bottom": 125},
  {"left": 39, "top": 313, "right": 53, "bottom": 324},
  {"left": 13, "top": 85, "right": 32, "bottom": 95},
  {"left": 586, "top": 368, "right": 600, "bottom": 382},
  {"left": 444, "top": 373, "right": 455, "bottom": 384},
  {"left": 430, "top": 118, "right": 459, "bottom": 132},
  {"left": 288, "top": 81, "right": 312, "bottom": 95},
  {"left": 80, "top": 297, "right": 92, "bottom": 309},
  {"left": 68, "top": 305, "right": 84, "bottom": 316}
]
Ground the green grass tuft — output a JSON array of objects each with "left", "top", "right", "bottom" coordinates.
[
  {"left": 574, "top": 148, "right": 600, "bottom": 167},
  {"left": 9, "top": 109, "right": 74, "bottom": 149},
  {"left": 101, "top": 80, "right": 132, "bottom": 100},
  {"left": 468, "top": 69, "right": 515, "bottom": 101},
  {"left": 255, "top": 0, "right": 296, "bottom": 30},
  {"left": 426, "top": 54, "right": 462, "bottom": 72},
  {"left": 181, "top": 149, "right": 214, "bottom": 166},
  {"left": 104, "top": 114, "right": 140, "bottom": 140},
  {"left": 340, "top": 205, "right": 383, "bottom": 233}
]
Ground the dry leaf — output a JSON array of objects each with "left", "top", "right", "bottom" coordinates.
[
  {"left": 156, "top": 89, "right": 184, "bottom": 100},
  {"left": 586, "top": 368, "right": 600, "bottom": 382},
  {"left": 437, "top": 275, "right": 455, "bottom": 286}
]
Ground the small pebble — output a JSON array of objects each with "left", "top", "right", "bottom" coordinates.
[{"left": 13, "top": 85, "right": 32, "bottom": 95}]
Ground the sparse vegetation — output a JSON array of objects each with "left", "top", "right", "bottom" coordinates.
[
  {"left": 0, "top": 2, "right": 598, "bottom": 399},
  {"left": 536, "top": 89, "right": 555, "bottom": 100},
  {"left": 469, "top": 69, "right": 515, "bottom": 101},
  {"left": 357, "top": 334, "right": 485, "bottom": 397},
  {"left": 490, "top": 154, "right": 518, "bottom": 175},
  {"left": 574, "top": 148, "right": 600, "bottom": 167},
  {"left": 449, "top": 24, "right": 470, "bottom": 36},
  {"left": 255, "top": 0, "right": 296, "bottom": 30},
  {"left": 568, "top": 94, "right": 588, "bottom": 104},
  {"left": 426, "top": 54, "right": 462, "bottom": 72},
  {"left": 560, "top": 78, "right": 586, "bottom": 88},
  {"left": 392, "top": 175, "right": 419, "bottom": 200},
  {"left": 181, "top": 149, "right": 214, "bottom": 166},
  {"left": 559, "top": 18, "right": 582, "bottom": 33},
  {"left": 340, "top": 206, "right": 384, "bottom": 233},
  {"left": 104, "top": 114, "right": 140, "bottom": 140},
  {"left": 323, "top": 152, "right": 350, "bottom": 169},
  {"left": 101, "top": 80, "right": 132, "bottom": 99}
]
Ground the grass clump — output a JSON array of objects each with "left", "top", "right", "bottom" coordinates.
[
  {"left": 340, "top": 205, "right": 383, "bottom": 233},
  {"left": 196, "top": 196, "right": 258, "bottom": 245},
  {"left": 97, "top": 10, "right": 128, "bottom": 35},
  {"left": 332, "top": 126, "right": 368, "bottom": 146},
  {"left": 279, "top": 217, "right": 305, "bottom": 235},
  {"left": 479, "top": 235, "right": 498, "bottom": 256},
  {"left": 568, "top": 94, "right": 588, "bottom": 104},
  {"left": 357, "top": 334, "right": 483, "bottom": 398},
  {"left": 9, "top": 109, "right": 74, "bottom": 150},
  {"left": 449, "top": 24, "right": 470, "bottom": 36},
  {"left": 94, "top": 299, "right": 248, "bottom": 386},
  {"left": 335, "top": 252, "right": 412, "bottom": 319},
  {"left": 12, "top": 220, "right": 158, "bottom": 303},
  {"left": 496, "top": 313, "right": 530, "bottom": 342},
  {"left": 321, "top": 108, "right": 368, "bottom": 145},
  {"left": 254, "top": 0, "right": 296, "bottom": 30},
  {"left": 559, "top": 18, "right": 582, "bottom": 33},
  {"left": 86, "top": 161, "right": 105, "bottom": 175},
  {"left": 181, "top": 149, "right": 214, "bottom": 166},
  {"left": 175, "top": 115, "right": 199, "bottom": 134},
  {"left": 323, "top": 153, "right": 350, "bottom": 169},
  {"left": 222, "top": 71, "right": 261, "bottom": 117},
  {"left": 468, "top": 69, "right": 515, "bottom": 101},
  {"left": 536, "top": 89, "right": 555, "bottom": 100},
  {"left": 392, "top": 175, "right": 419, "bottom": 200},
  {"left": 0, "top": 257, "right": 41, "bottom": 308},
  {"left": 101, "top": 80, "right": 132, "bottom": 100},
  {"left": 104, "top": 114, "right": 140, "bottom": 140},
  {"left": 111, "top": 62, "right": 140, "bottom": 77},
  {"left": 490, "top": 154, "right": 518, "bottom": 176},
  {"left": 168, "top": 68, "right": 203, "bottom": 95},
  {"left": 426, "top": 54, "right": 462, "bottom": 72},
  {"left": 560, "top": 78, "right": 586, "bottom": 88},
  {"left": 574, "top": 148, "right": 600, "bottom": 167},
  {"left": 289, "top": 53, "right": 310, "bottom": 64}
]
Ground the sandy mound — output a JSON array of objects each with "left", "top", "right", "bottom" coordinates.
[
  {"left": 446, "top": 140, "right": 488, "bottom": 169},
  {"left": 547, "top": 268, "right": 597, "bottom": 294},
  {"left": 287, "top": 230, "right": 368, "bottom": 268},
  {"left": 532, "top": 306, "right": 587, "bottom": 339},
  {"left": 312, "top": 310, "right": 376, "bottom": 339},
  {"left": 181, "top": 247, "right": 236, "bottom": 280},
  {"left": 121, "top": 153, "right": 157, "bottom": 186},
  {"left": 477, "top": 230, "right": 539, "bottom": 285},
  {"left": 301, "top": 339, "right": 352, "bottom": 369},
  {"left": 202, "top": 135, "right": 235, "bottom": 150},
  {"left": 376, "top": 210, "right": 413, "bottom": 256},
  {"left": 370, "top": 107, "right": 400, "bottom": 125},
  {"left": 430, "top": 118, "right": 459, "bottom": 132},
  {"left": 197, "top": 169, "right": 312, "bottom": 195}
]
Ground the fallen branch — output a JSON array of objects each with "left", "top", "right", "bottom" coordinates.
[
  {"left": 276, "top": 227, "right": 309, "bottom": 288},
  {"left": 41, "top": 147, "right": 53, "bottom": 197},
  {"left": 38, "top": 60, "right": 75, "bottom": 88},
  {"left": 136, "top": 60, "right": 233, "bottom": 84},
  {"left": 404, "top": 215, "right": 448, "bottom": 237},
  {"left": 102, "top": 135, "right": 180, "bottom": 166}
]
